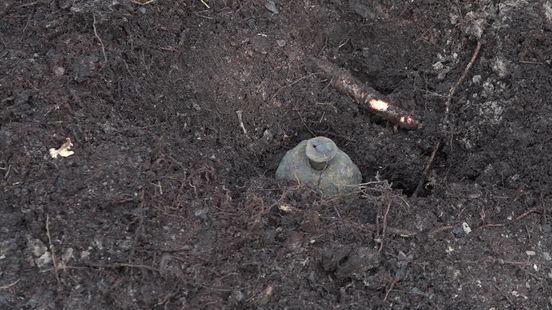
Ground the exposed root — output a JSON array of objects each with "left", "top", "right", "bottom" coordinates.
[
  {"left": 46, "top": 215, "right": 61, "bottom": 285},
  {"left": 443, "top": 41, "right": 482, "bottom": 127},
  {"left": 324, "top": 217, "right": 416, "bottom": 238},
  {"left": 413, "top": 41, "right": 482, "bottom": 197},
  {"left": 378, "top": 201, "right": 392, "bottom": 253},
  {"left": 310, "top": 57, "right": 423, "bottom": 130},
  {"left": 130, "top": 0, "right": 156, "bottom": 5},
  {"left": 412, "top": 140, "right": 441, "bottom": 197},
  {"left": 92, "top": 14, "right": 107, "bottom": 64},
  {"left": 0, "top": 279, "right": 19, "bottom": 290}
]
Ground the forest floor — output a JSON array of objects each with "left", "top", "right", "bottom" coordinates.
[{"left": 1, "top": 0, "right": 552, "bottom": 308}]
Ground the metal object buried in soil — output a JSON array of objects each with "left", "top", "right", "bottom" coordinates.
[{"left": 276, "top": 137, "right": 362, "bottom": 194}]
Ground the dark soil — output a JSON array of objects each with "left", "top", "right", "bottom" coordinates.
[{"left": 1, "top": 0, "right": 552, "bottom": 308}]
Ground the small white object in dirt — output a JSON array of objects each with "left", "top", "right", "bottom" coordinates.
[
  {"left": 462, "top": 222, "right": 472, "bottom": 234},
  {"left": 276, "top": 39, "right": 286, "bottom": 47},
  {"left": 492, "top": 57, "right": 509, "bottom": 78},
  {"left": 432, "top": 61, "right": 444, "bottom": 71},
  {"left": 449, "top": 12, "right": 460, "bottom": 25},
  {"left": 526, "top": 250, "right": 536, "bottom": 256},
  {"left": 49, "top": 138, "right": 75, "bottom": 159},
  {"left": 29, "top": 238, "right": 48, "bottom": 257},
  {"left": 54, "top": 66, "right": 65, "bottom": 76},
  {"left": 278, "top": 204, "right": 292, "bottom": 213},
  {"left": 94, "top": 238, "right": 104, "bottom": 250},
  {"left": 80, "top": 250, "right": 90, "bottom": 260},
  {"left": 472, "top": 75, "right": 482, "bottom": 84},
  {"left": 262, "top": 129, "right": 273, "bottom": 141},
  {"left": 192, "top": 102, "right": 201, "bottom": 111},
  {"left": 264, "top": 0, "right": 279, "bottom": 14},
  {"left": 27, "top": 238, "right": 52, "bottom": 268},
  {"left": 36, "top": 251, "right": 52, "bottom": 268},
  {"left": 432, "top": 61, "right": 450, "bottom": 80},
  {"left": 543, "top": 252, "right": 551, "bottom": 261}
]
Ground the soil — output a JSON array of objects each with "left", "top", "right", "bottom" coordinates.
[{"left": 1, "top": 0, "right": 552, "bottom": 309}]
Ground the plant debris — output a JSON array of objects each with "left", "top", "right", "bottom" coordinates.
[{"left": 49, "top": 138, "right": 75, "bottom": 159}]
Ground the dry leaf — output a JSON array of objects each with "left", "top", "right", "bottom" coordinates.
[
  {"left": 278, "top": 204, "right": 292, "bottom": 213},
  {"left": 49, "top": 138, "right": 74, "bottom": 159}
]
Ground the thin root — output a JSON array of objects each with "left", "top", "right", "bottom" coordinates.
[
  {"left": 413, "top": 41, "right": 482, "bottom": 197},
  {"left": 236, "top": 110, "right": 249, "bottom": 137},
  {"left": 443, "top": 41, "right": 482, "bottom": 127},
  {"left": 199, "top": 0, "right": 210, "bottom": 9},
  {"left": 412, "top": 141, "right": 441, "bottom": 197},
  {"left": 0, "top": 279, "right": 19, "bottom": 290},
  {"left": 130, "top": 0, "right": 156, "bottom": 5},
  {"left": 92, "top": 14, "right": 108, "bottom": 64},
  {"left": 378, "top": 201, "right": 392, "bottom": 253},
  {"left": 46, "top": 215, "right": 61, "bottom": 285}
]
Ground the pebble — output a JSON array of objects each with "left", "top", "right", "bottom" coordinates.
[
  {"left": 80, "top": 250, "right": 90, "bottom": 259},
  {"left": 54, "top": 66, "right": 65, "bottom": 76},
  {"left": 262, "top": 129, "right": 273, "bottom": 141},
  {"left": 264, "top": 0, "right": 279, "bottom": 14},
  {"left": 191, "top": 102, "right": 201, "bottom": 111},
  {"left": 462, "top": 222, "right": 472, "bottom": 234},
  {"left": 452, "top": 225, "right": 465, "bottom": 238}
]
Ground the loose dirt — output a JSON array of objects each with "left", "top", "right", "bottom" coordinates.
[{"left": 1, "top": 0, "right": 551, "bottom": 308}]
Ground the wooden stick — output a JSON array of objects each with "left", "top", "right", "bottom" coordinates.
[{"left": 310, "top": 58, "right": 423, "bottom": 130}]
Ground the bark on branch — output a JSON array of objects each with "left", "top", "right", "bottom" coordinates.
[{"left": 311, "top": 58, "right": 423, "bottom": 130}]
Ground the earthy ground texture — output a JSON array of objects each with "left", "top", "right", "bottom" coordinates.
[{"left": 2, "top": 0, "right": 552, "bottom": 308}]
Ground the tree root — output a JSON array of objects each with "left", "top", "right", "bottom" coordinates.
[{"left": 310, "top": 57, "right": 423, "bottom": 130}]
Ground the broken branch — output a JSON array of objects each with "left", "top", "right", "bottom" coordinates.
[{"left": 310, "top": 58, "right": 423, "bottom": 130}]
